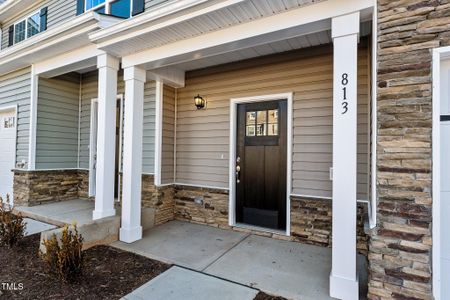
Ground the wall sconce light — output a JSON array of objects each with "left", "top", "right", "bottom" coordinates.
[{"left": 194, "top": 94, "right": 206, "bottom": 110}]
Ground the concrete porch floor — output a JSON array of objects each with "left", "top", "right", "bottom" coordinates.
[
  {"left": 14, "top": 199, "right": 100, "bottom": 227},
  {"left": 112, "top": 220, "right": 368, "bottom": 300}
]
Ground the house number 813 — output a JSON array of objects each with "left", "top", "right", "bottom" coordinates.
[{"left": 341, "top": 73, "right": 348, "bottom": 114}]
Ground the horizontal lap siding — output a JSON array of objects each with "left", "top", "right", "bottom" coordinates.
[
  {"left": 176, "top": 46, "right": 370, "bottom": 199},
  {"left": 161, "top": 85, "right": 175, "bottom": 184},
  {"left": 79, "top": 71, "right": 156, "bottom": 174},
  {"left": 0, "top": 67, "right": 31, "bottom": 166},
  {"left": 36, "top": 73, "right": 80, "bottom": 169},
  {"left": 145, "top": 0, "right": 170, "bottom": 9},
  {"left": 1, "top": 0, "right": 76, "bottom": 50}
]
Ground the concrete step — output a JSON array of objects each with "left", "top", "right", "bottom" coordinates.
[{"left": 40, "top": 215, "right": 121, "bottom": 253}]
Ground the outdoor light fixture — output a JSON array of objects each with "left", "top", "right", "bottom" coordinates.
[{"left": 194, "top": 94, "right": 206, "bottom": 109}]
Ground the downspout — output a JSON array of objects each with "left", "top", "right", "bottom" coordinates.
[
  {"left": 77, "top": 73, "right": 82, "bottom": 169},
  {"left": 173, "top": 87, "right": 177, "bottom": 184}
]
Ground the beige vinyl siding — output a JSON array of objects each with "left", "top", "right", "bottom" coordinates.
[
  {"left": 0, "top": 67, "right": 31, "bottom": 166},
  {"left": 176, "top": 45, "right": 370, "bottom": 199},
  {"left": 78, "top": 71, "right": 157, "bottom": 174},
  {"left": 161, "top": 85, "right": 175, "bottom": 184},
  {"left": 36, "top": 73, "right": 80, "bottom": 169},
  {"left": 1, "top": 0, "right": 77, "bottom": 50}
]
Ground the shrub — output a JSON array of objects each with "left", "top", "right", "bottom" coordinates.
[
  {"left": 41, "top": 224, "right": 84, "bottom": 283},
  {"left": 0, "top": 195, "right": 26, "bottom": 247}
]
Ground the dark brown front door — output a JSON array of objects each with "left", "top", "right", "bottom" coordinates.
[{"left": 236, "top": 100, "right": 287, "bottom": 230}]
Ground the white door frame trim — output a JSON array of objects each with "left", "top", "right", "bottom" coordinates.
[
  {"left": 88, "top": 94, "right": 124, "bottom": 198},
  {"left": 28, "top": 65, "right": 38, "bottom": 170},
  {"left": 432, "top": 45, "right": 450, "bottom": 300},
  {"left": 0, "top": 104, "right": 18, "bottom": 204},
  {"left": 229, "top": 92, "right": 293, "bottom": 236},
  {"left": 89, "top": 98, "right": 99, "bottom": 197}
]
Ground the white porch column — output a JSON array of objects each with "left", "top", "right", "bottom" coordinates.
[
  {"left": 330, "top": 12, "right": 360, "bottom": 300},
  {"left": 93, "top": 53, "right": 119, "bottom": 220},
  {"left": 119, "top": 66, "right": 146, "bottom": 243}
]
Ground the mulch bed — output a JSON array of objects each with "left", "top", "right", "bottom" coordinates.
[{"left": 0, "top": 234, "right": 170, "bottom": 299}]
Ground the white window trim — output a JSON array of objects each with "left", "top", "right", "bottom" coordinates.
[
  {"left": 12, "top": 8, "right": 41, "bottom": 45},
  {"left": 229, "top": 92, "right": 293, "bottom": 236},
  {"left": 85, "top": 0, "right": 133, "bottom": 17},
  {"left": 431, "top": 45, "right": 450, "bottom": 300}
]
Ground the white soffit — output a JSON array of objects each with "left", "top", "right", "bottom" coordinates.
[
  {"left": 94, "top": 0, "right": 328, "bottom": 57},
  {"left": 169, "top": 21, "right": 371, "bottom": 72}
]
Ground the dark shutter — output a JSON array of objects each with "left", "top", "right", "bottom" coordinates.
[
  {"left": 8, "top": 25, "right": 14, "bottom": 46},
  {"left": 40, "top": 7, "right": 48, "bottom": 32},
  {"left": 76, "top": 0, "right": 85, "bottom": 15},
  {"left": 132, "top": 0, "right": 145, "bottom": 16}
]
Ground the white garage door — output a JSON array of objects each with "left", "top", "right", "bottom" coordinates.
[{"left": 0, "top": 109, "right": 16, "bottom": 206}]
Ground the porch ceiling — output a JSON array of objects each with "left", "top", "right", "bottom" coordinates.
[{"left": 172, "top": 21, "right": 371, "bottom": 72}]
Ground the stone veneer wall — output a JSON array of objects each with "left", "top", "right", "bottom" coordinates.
[
  {"left": 13, "top": 170, "right": 82, "bottom": 206},
  {"left": 173, "top": 185, "right": 229, "bottom": 228},
  {"left": 369, "top": 1, "right": 446, "bottom": 299},
  {"left": 290, "top": 197, "right": 369, "bottom": 255},
  {"left": 77, "top": 169, "right": 90, "bottom": 200},
  {"left": 141, "top": 174, "right": 175, "bottom": 225}
]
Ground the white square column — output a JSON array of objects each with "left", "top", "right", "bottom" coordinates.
[
  {"left": 119, "top": 66, "right": 146, "bottom": 243},
  {"left": 330, "top": 12, "right": 360, "bottom": 300},
  {"left": 93, "top": 53, "right": 119, "bottom": 220}
]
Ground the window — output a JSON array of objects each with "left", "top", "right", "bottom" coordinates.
[
  {"left": 79, "top": 0, "right": 142, "bottom": 18},
  {"left": 11, "top": 9, "right": 44, "bottom": 45},
  {"left": 110, "top": 0, "right": 131, "bottom": 18},
  {"left": 246, "top": 109, "right": 279, "bottom": 137},
  {"left": 3, "top": 116, "right": 15, "bottom": 129},
  {"left": 14, "top": 20, "right": 26, "bottom": 44},
  {"left": 27, "top": 13, "right": 40, "bottom": 38},
  {"left": 86, "top": 0, "right": 106, "bottom": 10}
]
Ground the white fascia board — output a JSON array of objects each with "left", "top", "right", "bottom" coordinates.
[
  {"left": 0, "top": 13, "right": 120, "bottom": 75},
  {"left": 0, "top": 12, "right": 98, "bottom": 60},
  {"left": 122, "top": 0, "right": 373, "bottom": 68},
  {"left": 34, "top": 45, "right": 104, "bottom": 76},
  {"left": 0, "top": 0, "right": 45, "bottom": 22},
  {"left": 90, "top": 0, "right": 243, "bottom": 44}
]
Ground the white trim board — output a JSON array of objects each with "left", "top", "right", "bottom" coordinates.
[
  {"left": 432, "top": 45, "right": 450, "bottom": 300},
  {"left": 88, "top": 94, "right": 124, "bottom": 198},
  {"left": 229, "top": 92, "right": 293, "bottom": 236},
  {"left": 154, "top": 80, "right": 163, "bottom": 187},
  {"left": 27, "top": 65, "right": 38, "bottom": 170}
]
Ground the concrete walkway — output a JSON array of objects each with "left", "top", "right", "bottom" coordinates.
[
  {"left": 122, "top": 266, "right": 259, "bottom": 300},
  {"left": 112, "top": 221, "right": 248, "bottom": 270},
  {"left": 113, "top": 221, "right": 368, "bottom": 300}
]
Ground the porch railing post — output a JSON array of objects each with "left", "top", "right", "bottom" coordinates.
[
  {"left": 330, "top": 11, "right": 360, "bottom": 300},
  {"left": 93, "top": 53, "right": 119, "bottom": 220},
  {"left": 119, "top": 65, "right": 146, "bottom": 243}
]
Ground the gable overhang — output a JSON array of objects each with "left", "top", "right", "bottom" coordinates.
[
  {"left": 89, "top": 0, "right": 246, "bottom": 54},
  {"left": 0, "top": 0, "right": 46, "bottom": 23},
  {"left": 0, "top": 12, "right": 121, "bottom": 75}
]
